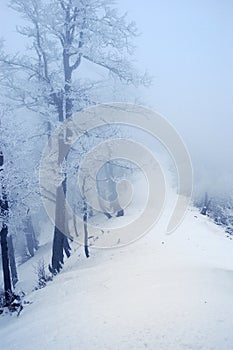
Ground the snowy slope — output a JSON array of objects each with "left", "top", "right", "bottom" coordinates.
[{"left": 0, "top": 192, "right": 233, "bottom": 350}]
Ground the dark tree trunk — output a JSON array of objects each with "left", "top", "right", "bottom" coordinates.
[
  {"left": 50, "top": 90, "right": 64, "bottom": 122},
  {"left": 50, "top": 176, "right": 71, "bottom": 274},
  {"left": 50, "top": 227, "right": 65, "bottom": 274},
  {"left": 63, "top": 235, "right": 71, "bottom": 258},
  {"left": 0, "top": 151, "right": 12, "bottom": 306},
  {"left": 1, "top": 225, "right": 12, "bottom": 305},
  {"left": 7, "top": 235, "right": 18, "bottom": 288},
  {"left": 83, "top": 202, "right": 90, "bottom": 258},
  {"left": 116, "top": 209, "right": 124, "bottom": 217},
  {"left": 103, "top": 212, "right": 112, "bottom": 219}
]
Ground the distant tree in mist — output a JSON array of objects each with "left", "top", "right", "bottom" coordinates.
[{"left": 196, "top": 191, "right": 233, "bottom": 234}]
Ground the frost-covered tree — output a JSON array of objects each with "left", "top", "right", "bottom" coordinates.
[
  {"left": 0, "top": 0, "right": 149, "bottom": 274},
  {"left": 0, "top": 104, "right": 44, "bottom": 267}
]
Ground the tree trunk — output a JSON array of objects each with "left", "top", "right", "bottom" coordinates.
[
  {"left": 50, "top": 226, "right": 65, "bottom": 274},
  {"left": 83, "top": 201, "right": 90, "bottom": 258},
  {"left": 50, "top": 43, "right": 73, "bottom": 273},
  {"left": 0, "top": 151, "right": 12, "bottom": 306},
  {"left": 28, "top": 216, "right": 39, "bottom": 252},
  {"left": 0, "top": 226, "right": 12, "bottom": 305},
  {"left": 106, "top": 161, "right": 124, "bottom": 217},
  {"left": 26, "top": 233, "right": 35, "bottom": 257},
  {"left": 50, "top": 177, "right": 71, "bottom": 274},
  {"left": 7, "top": 235, "right": 18, "bottom": 288},
  {"left": 24, "top": 215, "right": 39, "bottom": 257},
  {"left": 50, "top": 22, "right": 74, "bottom": 273}
]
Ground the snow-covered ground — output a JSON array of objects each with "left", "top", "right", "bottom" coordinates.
[{"left": 0, "top": 187, "right": 233, "bottom": 350}]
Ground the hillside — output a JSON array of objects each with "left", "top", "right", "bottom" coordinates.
[{"left": 0, "top": 194, "right": 233, "bottom": 350}]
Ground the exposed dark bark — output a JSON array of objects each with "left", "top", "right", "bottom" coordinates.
[
  {"left": 50, "top": 227, "right": 64, "bottom": 274},
  {"left": 0, "top": 225, "right": 12, "bottom": 306},
  {"left": 0, "top": 151, "right": 3, "bottom": 167},
  {"left": 51, "top": 176, "right": 71, "bottom": 274},
  {"left": 63, "top": 235, "right": 71, "bottom": 258},
  {"left": 103, "top": 212, "right": 112, "bottom": 219},
  {"left": 50, "top": 229, "right": 71, "bottom": 275},
  {"left": 83, "top": 201, "right": 90, "bottom": 258},
  {"left": 7, "top": 235, "right": 18, "bottom": 288},
  {"left": 50, "top": 91, "right": 64, "bottom": 122},
  {"left": 0, "top": 151, "right": 12, "bottom": 306},
  {"left": 116, "top": 209, "right": 124, "bottom": 217}
]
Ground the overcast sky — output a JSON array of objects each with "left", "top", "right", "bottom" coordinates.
[
  {"left": 0, "top": 0, "right": 233, "bottom": 197},
  {"left": 118, "top": 0, "right": 233, "bottom": 196}
]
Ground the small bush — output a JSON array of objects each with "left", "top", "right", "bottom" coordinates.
[
  {"left": 34, "top": 259, "right": 53, "bottom": 290},
  {"left": 0, "top": 289, "right": 24, "bottom": 316}
]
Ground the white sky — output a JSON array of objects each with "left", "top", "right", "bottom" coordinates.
[{"left": 118, "top": 0, "right": 233, "bottom": 194}]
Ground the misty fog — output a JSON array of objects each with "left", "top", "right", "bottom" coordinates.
[{"left": 0, "top": 0, "right": 232, "bottom": 200}]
